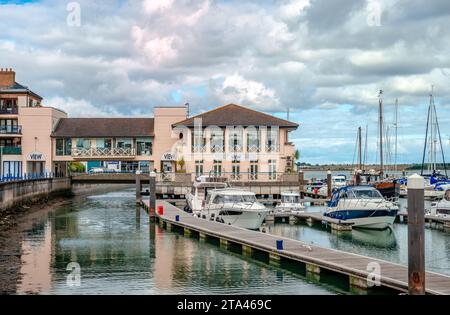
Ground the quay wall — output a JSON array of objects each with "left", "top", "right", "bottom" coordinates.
[{"left": 0, "top": 177, "right": 72, "bottom": 212}]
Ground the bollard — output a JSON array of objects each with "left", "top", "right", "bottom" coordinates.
[
  {"left": 276, "top": 240, "right": 283, "bottom": 250},
  {"left": 149, "top": 171, "right": 156, "bottom": 220},
  {"left": 407, "top": 174, "right": 425, "bottom": 295},
  {"left": 158, "top": 205, "right": 164, "bottom": 216},
  {"left": 299, "top": 170, "right": 305, "bottom": 199},
  {"left": 175, "top": 215, "right": 180, "bottom": 222}
]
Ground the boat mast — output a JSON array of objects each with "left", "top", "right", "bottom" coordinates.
[
  {"left": 358, "top": 126, "right": 362, "bottom": 171},
  {"left": 378, "top": 90, "right": 384, "bottom": 178},
  {"left": 363, "top": 124, "right": 368, "bottom": 171},
  {"left": 394, "top": 98, "right": 398, "bottom": 173}
]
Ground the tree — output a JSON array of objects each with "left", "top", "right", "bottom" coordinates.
[
  {"left": 177, "top": 157, "right": 186, "bottom": 173},
  {"left": 294, "top": 149, "right": 300, "bottom": 161}
]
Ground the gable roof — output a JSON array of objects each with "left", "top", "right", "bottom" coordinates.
[
  {"left": 173, "top": 104, "right": 299, "bottom": 128},
  {"left": 52, "top": 118, "right": 154, "bottom": 138}
]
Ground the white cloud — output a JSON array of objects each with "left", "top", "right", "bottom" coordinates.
[{"left": 142, "top": 0, "right": 174, "bottom": 15}]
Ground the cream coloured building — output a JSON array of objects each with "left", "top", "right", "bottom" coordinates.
[{"left": 1, "top": 69, "right": 299, "bottom": 180}]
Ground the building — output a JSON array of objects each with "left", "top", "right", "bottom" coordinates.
[
  {"left": 0, "top": 69, "right": 299, "bottom": 180},
  {"left": 0, "top": 68, "right": 67, "bottom": 179}
]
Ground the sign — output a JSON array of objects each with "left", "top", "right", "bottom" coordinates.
[
  {"left": 27, "top": 151, "right": 46, "bottom": 161},
  {"left": 161, "top": 152, "right": 176, "bottom": 161}
]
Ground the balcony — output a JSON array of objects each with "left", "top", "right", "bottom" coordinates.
[
  {"left": 72, "top": 147, "right": 136, "bottom": 159},
  {"left": 265, "top": 144, "right": 280, "bottom": 152},
  {"left": 228, "top": 144, "right": 243, "bottom": 152},
  {"left": 0, "top": 108, "right": 18, "bottom": 115},
  {"left": 0, "top": 125, "right": 22, "bottom": 135},
  {"left": 192, "top": 145, "right": 207, "bottom": 153},
  {"left": 0, "top": 146, "right": 22, "bottom": 155}
]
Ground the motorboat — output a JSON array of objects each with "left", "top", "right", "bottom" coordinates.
[
  {"left": 318, "top": 175, "right": 348, "bottom": 195},
  {"left": 185, "top": 177, "right": 230, "bottom": 214},
  {"left": 199, "top": 188, "right": 270, "bottom": 230},
  {"left": 324, "top": 186, "right": 399, "bottom": 230},
  {"left": 274, "top": 191, "right": 305, "bottom": 213},
  {"left": 430, "top": 189, "right": 450, "bottom": 216}
]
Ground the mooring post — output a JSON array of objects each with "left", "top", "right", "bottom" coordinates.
[
  {"left": 407, "top": 173, "right": 425, "bottom": 295},
  {"left": 327, "top": 170, "right": 332, "bottom": 199},
  {"left": 299, "top": 170, "right": 304, "bottom": 199},
  {"left": 149, "top": 171, "right": 156, "bottom": 222},
  {"left": 135, "top": 171, "right": 142, "bottom": 204}
]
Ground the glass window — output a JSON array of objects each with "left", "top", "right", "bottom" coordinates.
[
  {"left": 137, "top": 138, "right": 152, "bottom": 156},
  {"left": 116, "top": 138, "right": 132, "bottom": 149},
  {"left": 247, "top": 127, "right": 260, "bottom": 151},
  {"left": 350, "top": 189, "right": 382, "bottom": 199},
  {"left": 65, "top": 138, "right": 72, "bottom": 155},
  {"left": 56, "top": 139, "right": 64, "bottom": 156}
]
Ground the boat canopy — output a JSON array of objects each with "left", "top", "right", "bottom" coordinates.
[{"left": 328, "top": 186, "right": 383, "bottom": 207}]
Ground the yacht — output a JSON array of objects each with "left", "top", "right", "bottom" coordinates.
[
  {"left": 430, "top": 188, "right": 450, "bottom": 216},
  {"left": 274, "top": 191, "right": 305, "bottom": 213},
  {"left": 185, "top": 177, "right": 230, "bottom": 214},
  {"left": 200, "top": 188, "right": 270, "bottom": 230},
  {"left": 324, "top": 186, "right": 399, "bottom": 230}
]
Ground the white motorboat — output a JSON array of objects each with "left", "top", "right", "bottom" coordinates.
[
  {"left": 318, "top": 175, "right": 348, "bottom": 195},
  {"left": 275, "top": 191, "right": 305, "bottom": 213},
  {"left": 324, "top": 186, "right": 399, "bottom": 230},
  {"left": 185, "top": 177, "right": 230, "bottom": 214},
  {"left": 430, "top": 189, "right": 450, "bottom": 216},
  {"left": 199, "top": 188, "right": 270, "bottom": 230}
]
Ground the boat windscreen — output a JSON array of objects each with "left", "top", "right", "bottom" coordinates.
[
  {"left": 213, "top": 194, "right": 256, "bottom": 204},
  {"left": 282, "top": 195, "right": 300, "bottom": 203},
  {"left": 350, "top": 189, "right": 383, "bottom": 199}
]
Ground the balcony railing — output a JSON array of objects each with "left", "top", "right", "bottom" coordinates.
[
  {"left": 247, "top": 144, "right": 261, "bottom": 153},
  {"left": 192, "top": 145, "right": 207, "bottom": 153},
  {"left": 0, "top": 146, "right": 22, "bottom": 155},
  {"left": 72, "top": 147, "right": 136, "bottom": 158},
  {"left": 0, "top": 108, "right": 18, "bottom": 115},
  {"left": 0, "top": 125, "right": 22, "bottom": 135},
  {"left": 228, "top": 144, "right": 243, "bottom": 152},
  {"left": 265, "top": 144, "right": 280, "bottom": 152}
]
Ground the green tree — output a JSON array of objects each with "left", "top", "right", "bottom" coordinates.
[{"left": 177, "top": 157, "right": 186, "bottom": 173}]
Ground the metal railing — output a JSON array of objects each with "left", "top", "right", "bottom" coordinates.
[
  {"left": 1, "top": 171, "right": 66, "bottom": 183},
  {"left": 0, "top": 125, "right": 21, "bottom": 134},
  {"left": 72, "top": 147, "right": 136, "bottom": 157},
  {"left": 0, "top": 108, "right": 19, "bottom": 115},
  {"left": 0, "top": 146, "right": 22, "bottom": 155},
  {"left": 265, "top": 144, "right": 280, "bottom": 152}
]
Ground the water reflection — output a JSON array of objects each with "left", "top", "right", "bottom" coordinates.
[
  {"left": 15, "top": 188, "right": 334, "bottom": 295},
  {"left": 351, "top": 228, "right": 397, "bottom": 248}
]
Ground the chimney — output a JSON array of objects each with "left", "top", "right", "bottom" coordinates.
[{"left": 0, "top": 68, "right": 16, "bottom": 87}]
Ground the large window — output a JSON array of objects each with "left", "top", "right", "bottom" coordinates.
[
  {"left": 96, "top": 138, "right": 112, "bottom": 149},
  {"left": 56, "top": 138, "right": 72, "bottom": 156},
  {"left": 266, "top": 127, "right": 279, "bottom": 152},
  {"left": 228, "top": 127, "right": 243, "bottom": 152},
  {"left": 0, "top": 119, "right": 20, "bottom": 134},
  {"left": 116, "top": 138, "right": 132, "bottom": 149},
  {"left": 0, "top": 99, "right": 18, "bottom": 114},
  {"left": 192, "top": 128, "right": 207, "bottom": 152},
  {"left": 195, "top": 160, "right": 203, "bottom": 177},
  {"left": 76, "top": 138, "right": 92, "bottom": 150},
  {"left": 268, "top": 159, "right": 277, "bottom": 180},
  {"left": 210, "top": 128, "right": 224, "bottom": 153},
  {"left": 247, "top": 127, "right": 260, "bottom": 152},
  {"left": 137, "top": 138, "right": 152, "bottom": 156}
]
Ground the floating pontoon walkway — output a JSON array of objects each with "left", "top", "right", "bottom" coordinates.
[{"left": 142, "top": 200, "right": 450, "bottom": 295}]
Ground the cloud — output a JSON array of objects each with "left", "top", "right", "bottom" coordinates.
[{"left": 1, "top": 0, "right": 450, "bottom": 163}]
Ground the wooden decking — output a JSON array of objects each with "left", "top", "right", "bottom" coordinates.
[{"left": 143, "top": 200, "right": 450, "bottom": 295}]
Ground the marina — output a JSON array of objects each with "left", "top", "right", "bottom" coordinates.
[{"left": 143, "top": 199, "right": 450, "bottom": 295}]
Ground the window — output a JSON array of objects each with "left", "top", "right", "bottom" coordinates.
[
  {"left": 137, "top": 138, "right": 152, "bottom": 156},
  {"left": 195, "top": 160, "right": 203, "bottom": 177},
  {"left": 0, "top": 119, "right": 19, "bottom": 134},
  {"left": 0, "top": 99, "right": 18, "bottom": 113},
  {"left": 228, "top": 127, "right": 243, "bottom": 152},
  {"left": 192, "top": 129, "right": 206, "bottom": 152},
  {"left": 213, "top": 160, "right": 222, "bottom": 176},
  {"left": 96, "top": 138, "right": 112, "bottom": 149},
  {"left": 116, "top": 138, "right": 132, "bottom": 149},
  {"left": 76, "top": 138, "right": 92, "bottom": 150},
  {"left": 232, "top": 162, "right": 240, "bottom": 180},
  {"left": 247, "top": 127, "right": 260, "bottom": 152},
  {"left": 56, "top": 138, "right": 72, "bottom": 156},
  {"left": 268, "top": 159, "right": 277, "bottom": 180},
  {"left": 250, "top": 162, "right": 258, "bottom": 180},
  {"left": 266, "top": 127, "right": 279, "bottom": 152},
  {"left": 210, "top": 128, "right": 224, "bottom": 152}
]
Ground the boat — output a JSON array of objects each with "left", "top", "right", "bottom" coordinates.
[
  {"left": 324, "top": 185, "right": 399, "bottom": 229},
  {"left": 198, "top": 188, "right": 270, "bottom": 230},
  {"left": 430, "top": 188, "right": 450, "bottom": 216},
  {"left": 274, "top": 191, "right": 305, "bottom": 213},
  {"left": 318, "top": 175, "right": 348, "bottom": 195},
  {"left": 185, "top": 176, "right": 230, "bottom": 214}
]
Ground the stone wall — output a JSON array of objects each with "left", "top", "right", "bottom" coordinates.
[{"left": 0, "top": 177, "right": 72, "bottom": 212}]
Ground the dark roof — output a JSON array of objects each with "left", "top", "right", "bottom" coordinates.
[
  {"left": 173, "top": 104, "right": 299, "bottom": 128},
  {"left": 52, "top": 118, "right": 154, "bottom": 137},
  {"left": 0, "top": 82, "right": 43, "bottom": 100}
]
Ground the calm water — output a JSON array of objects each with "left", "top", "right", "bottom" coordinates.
[
  {"left": 267, "top": 203, "right": 450, "bottom": 276},
  {"left": 16, "top": 189, "right": 335, "bottom": 295},
  {"left": 302, "top": 170, "right": 416, "bottom": 181}
]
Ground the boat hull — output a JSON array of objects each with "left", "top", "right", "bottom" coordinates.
[
  {"left": 375, "top": 182, "right": 400, "bottom": 199},
  {"left": 218, "top": 210, "right": 269, "bottom": 230},
  {"left": 324, "top": 209, "right": 398, "bottom": 229}
]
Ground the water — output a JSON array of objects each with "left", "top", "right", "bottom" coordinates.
[
  {"left": 267, "top": 203, "right": 450, "bottom": 276},
  {"left": 15, "top": 188, "right": 335, "bottom": 295},
  {"left": 302, "top": 170, "right": 416, "bottom": 181}
]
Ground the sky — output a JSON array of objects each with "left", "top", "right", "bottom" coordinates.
[{"left": 1, "top": 0, "right": 450, "bottom": 164}]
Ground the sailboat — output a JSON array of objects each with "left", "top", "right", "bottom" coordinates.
[
  {"left": 356, "top": 91, "right": 400, "bottom": 199},
  {"left": 419, "top": 87, "right": 450, "bottom": 199}
]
